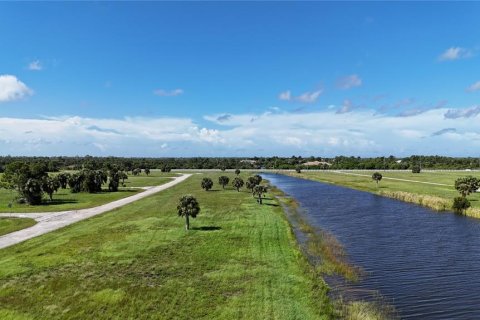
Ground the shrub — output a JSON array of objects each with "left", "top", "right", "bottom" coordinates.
[{"left": 453, "top": 196, "right": 471, "bottom": 214}]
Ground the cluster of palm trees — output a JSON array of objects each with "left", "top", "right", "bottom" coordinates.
[{"left": 177, "top": 171, "right": 270, "bottom": 230}]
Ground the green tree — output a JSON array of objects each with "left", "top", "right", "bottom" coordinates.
[
  {"left": 372, "top": 172, "right": 382, "bottom": 186},
  {"left": 108, "top": 167, "right": 121, "bottom": 192},
  {"left": 132, "top": 168, "right": 141, "bottom": 176},
  {"left": 453, "top": 196, "right": 471, "bottom": 214},
  {"left": 119, "top": 170, "right": 128, "bottom": 184},
  {"left": 144, "top": 168, "right": 151, "bottom": 175},
  {"left": 42, "top": 176, "right": 60, "bottom": 201},
  {"left": 218, "top": 176, "right": 230, "bottom": 189},
  {"left": 411, "top": 165, "right": 421, "bottom": 174},
  {"left": 232, "top": 177, "right": 244, "bottom": 192},
  {"left": 2, "top": 161, "right": 48, "bottom": 205},
  {"left": 177, "top": 195, "right": 200, "bottom": 230},
  {"left": 253, "top": 174, "right": 263, "bottom": 185},
  {"left": 56, "top": 172, "right": 70, "bottom": 189},
  {"left": 253, "top": 185, "right": 268, "bottom": 204},
  {"left": 295, "top": 166, "right": 302, "bottom": 173},
  {"left": 201, "top": 177, "right": 213, "bottom": 191},
  {"left": 235, "top": 169, "right": 241, "bottom": 176},
  {"left": 22, "top": 178, "right": 44, "bottom": 205},
  {"left": 455, "top": 176, "right": 480, "bottom": 198}
]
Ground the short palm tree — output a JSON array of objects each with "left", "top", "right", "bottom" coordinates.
[
  {"left": 232, "top": 177, "right": 244, "bottom": 191},
  {"left": 253, "top": 185, "right": 268, "bottom": 204},
  {"left": 201, "top": 177, "right": 213, "bottom": 191},
  {"left": 177, "top": 195, "right": 200, "bottom": 230}
]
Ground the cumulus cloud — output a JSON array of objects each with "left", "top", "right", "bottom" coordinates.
[
  {"left": 337, "top": 74, "right": 362, "bottom": 89},
  {"left": 1, "top": 106, "right": 480, "bottom": 156},
  {"left": 438, "top": 47, "right": 473, "bottom": 61},
  {"left": 28, "top": 60, "right": 43, "bottom": 71},
  {"left": 466, "top": 81, "right": 480, "bottom": 92},
  {"left": 278, "top": 89, "right": 323, "bottom": 103},
  {"left": 153, "top": 88, "right": 184, "bottom": 96},
  {"left": 444, "top": 105, "right": 480, "bottom": 119},
  {"left": 0, "top": 75, "right": 33, "bottom": 102}
]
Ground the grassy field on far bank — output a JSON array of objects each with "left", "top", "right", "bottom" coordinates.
[
  {"left": 0, "top": 171, "right": 175, "bottom": 213},
  {"left": 285, "top": 170, "right": 480, "bottom": 210},
  {"left": 0, "top": 173, "right": 335, "bottom": 319}
]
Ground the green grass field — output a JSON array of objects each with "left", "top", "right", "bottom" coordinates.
[
  {"left": 0, "top": 218, "right": 36, "bottom": 237},
  {"left": 288, "top": 170, "right": 480, "bottom": 208},
  {"left": 0, "top": 171, "right": 176, "bottom": 213},
  {"left": 0, "top": 173, "right": 335, "bottom": 319}
]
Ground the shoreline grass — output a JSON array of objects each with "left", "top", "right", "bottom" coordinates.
[{"left": 268, "top": 184, "right": 394, "bottom": 319}]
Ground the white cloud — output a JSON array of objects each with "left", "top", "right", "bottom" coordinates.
[
  {"left": 1, "top": 106, "right": 480, "bottom": 156},
  {"left": 336, "top": 99, "right": 353, "bottom": 114},
  {"left": 278, "top": 90, "right": 291, "bottom": 101},
  {"left": 153, "top": 88, "right": 184, "bottom": 96},
  {"left": 0, "top": 75, "right": 33, "bottom": 102},
  {"left": 278, "top": 89, "right": 323, "bottom": 103},
  {"left": 438, "top": 47, "right": 473, "bottom": 61},
  {"left": 297, "top": 90, "right": 323, "bottom": 103},
  {"left": 466, "top": 81, "right": 480, "bottom": 92},
  {"left": 337, "top": 74, "right": 362, "bottom": 89},
  {"left": 28, "top": 60, "right": 43, "bottom": 71}
]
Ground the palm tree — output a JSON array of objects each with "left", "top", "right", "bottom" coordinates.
[
  {"left": 201, "top": 177, "right": 213, "bottom": 191},
  {"left": 246, "top": 180, "right": 256, "bottom": 195},
  {"left": 218, "top": 176, "right": 230, "bottom": 189},
  {"left": 372, "top": 172, "right": 382, "bottom": 186},
  {"left": 177, "top": 195, "right": 200, "bottom": 230},
  {"left": 232, "top": 177, "right": 244, "bottom": 191},
  {"left": 235, "top": 169, "right": 241, "bottom": 176},
  {"left": 253, "top": 185, "right": 268, "bottom": 204}
]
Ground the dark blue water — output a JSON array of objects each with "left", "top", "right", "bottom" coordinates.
[{"left": 263, "top": 173, "right": 480, "bottom": 320}]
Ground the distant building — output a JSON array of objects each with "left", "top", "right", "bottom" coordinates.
[
  {"left": 302, "top": 160, "right": 331, "bottom": 167},
  {"left": 240, "top": 159, "right": 257, "bottom": 165}
]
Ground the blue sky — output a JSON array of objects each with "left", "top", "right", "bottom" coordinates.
[{"left": 1, "top": 2, "right": 479, "bottom": 157}]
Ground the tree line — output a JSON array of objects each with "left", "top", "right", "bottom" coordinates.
[{"left": 1, "top": 155, "right": 480, "bottom": 172}]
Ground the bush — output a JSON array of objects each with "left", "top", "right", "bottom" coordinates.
[
  {"left": 453, "top": 197, "right": 471, "bottom": 214},
  {"left": 412, "top": 166, "right": 421, "bottom": 173}
]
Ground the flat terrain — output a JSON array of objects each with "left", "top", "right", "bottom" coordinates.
[
  {"left": 288, "top": 170, "right": 480, "bottom": 208},
  {"left": 0, "top": 172, "right": 333, "bottom": 319},
  {"left": 0, "top": 171, "right": 176, "bottom": 213},
  {"left": 0, "top": 218, "right": 36, "bottom": 237}
]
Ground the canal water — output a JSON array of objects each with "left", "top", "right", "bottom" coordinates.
[{"left": 263, "top": 173, "right": 480, "bottom": 319}]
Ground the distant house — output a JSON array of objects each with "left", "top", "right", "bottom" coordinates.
[
  {"left": 302, "top": 161, "right": 331, "bottom": 167},
  {"left": 240, "top": 159, "right": 257, "bottom": 165}
]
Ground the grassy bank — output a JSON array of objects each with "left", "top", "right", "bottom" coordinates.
[
  {"left": 0, "top": 218, "right": 36, "bottom": 237},
  {"left": 0, "top": 173, "right": 335, "bottom": 319},
  {"left": 0, "top": 171, "right": 175, "bottom": 213},
  {"left": 284, "top": 171, "right": 480, "bottom": 218}
]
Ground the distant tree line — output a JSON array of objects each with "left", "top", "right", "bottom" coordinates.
[{"left": 0, "top": 155, "right": 480, "bottom": 171}]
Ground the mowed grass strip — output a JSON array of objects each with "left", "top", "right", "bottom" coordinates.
[
  {"left": 0, "top": 218, "right": 36, "bottom": 237},
  {"left": 0, "top": 173, "right": 334, "bottom": 319},
  {"left": 287, "top": 171, "right": 480, "bottom": 209}
]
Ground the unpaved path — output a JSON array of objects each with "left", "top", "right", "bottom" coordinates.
[
  {"left": 331, "top": 171, "right": 451, "bottom": 187},
  {"left": 0, "top": 174, "right": 192, "bottom": 250}
]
